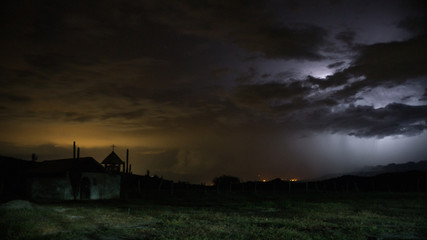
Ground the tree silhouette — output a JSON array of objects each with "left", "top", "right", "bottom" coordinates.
[{"left": 213, "top": 175, "right": 240, "bottom": 186}]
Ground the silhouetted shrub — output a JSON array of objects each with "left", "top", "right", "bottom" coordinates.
[{"left": 213, "top": 175, "right": 240, "bottom": 186}]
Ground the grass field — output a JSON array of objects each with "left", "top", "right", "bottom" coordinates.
[{"left": 1, "top": 193, "right": 426, "bottom": 240}]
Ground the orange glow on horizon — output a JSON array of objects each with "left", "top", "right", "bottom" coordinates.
[{"left": 0, "top": 121, "right": 166, "bottom": 149}]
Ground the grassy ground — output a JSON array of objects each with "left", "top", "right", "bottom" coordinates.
[{"left": 0, "top": 192, "right": 426, "bottom": 240}]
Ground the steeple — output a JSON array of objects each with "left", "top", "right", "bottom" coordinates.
[{"left": 101, "top": 149, "right": 124, "bottom": 173}]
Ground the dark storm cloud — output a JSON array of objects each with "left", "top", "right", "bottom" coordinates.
[
  {"left": 398, "top": 16, "right": 427, "bottom": 35},
  {"left": 227, "top": 30, "right": 427, "bottom": 138},
  {"left": 348, "top": 35, "right": 427, "bottom": 82},
  {"left": 261, "top": 73, "right": 271, "bottom": 79},
  {"left": 328, "top": 34, "right": 427, "bottom": 101},
  {"left": 1, "top": 0, "right": 329, "bottom": 129},
  {"left": 0, "top": 66, "right": 44, "bottom": 88},
  {"left": 270, "top": 97, "right": 310, "bottom": 113},
  {"left": 288, "top": 98, "right": 427, "bottom": 139},
  {"left": 317, "top": 103, "right": 427, "bottom": 138},
  {"left": 232, "top": 82, "right": 310, "bottom": 112},
  {"left": 0, "top": 0, "right": 206, "bottom": 69},
  {"left": 142, "top": 0, "right": 328, "bottom": 60},
  {"left": 54, "top": 111, "right": 97, "bottom": 123},
  {"left": 235, "top": 24, "right": 328, "bottom": 60},
  {"left": 102, "top": 109, "right": 146, "bottom": 121},
  {"left": 210, "top": 68, "right": 233, "bottom": 79},
  {"left": 275, "top": 70, "right": 298, "bottom": 80},
  {"left": 24, "top": 54, "right": 96, "bottom": 73},
  {"left": 335, "top": 30, "right": 356, "bottom": 46},
  {"left": 0, "top": 93, "right": 32, "bottom": 103},
  {"left": 327, "top": 61, "right": 346, "bottom": 69},
  {"left": 397, "top": 0, "right": 427, "bottom": 34},
  {"left": 0, "top": 0, "right": 224, "bottom": 128},
  {"left": 420, "top": 89, "right": 427, "bottom": 101},
  {"left": 234, "top": 67, "right": 257, "bottom": 83}
]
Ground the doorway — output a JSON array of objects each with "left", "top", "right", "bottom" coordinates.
[{"left": 80, "top": 177, "right": 91, "bottom": 200}]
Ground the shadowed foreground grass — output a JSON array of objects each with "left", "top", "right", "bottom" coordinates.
[{"left": 0, "top": 193, "right": 426, "bottom": 240}]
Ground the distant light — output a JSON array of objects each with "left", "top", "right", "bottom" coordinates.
[
  {"left": 289, "top": 178, "right": 298, "bottom": 182},
  {"left": 262, "top": 179, "right": 267, "bottom": 182}
]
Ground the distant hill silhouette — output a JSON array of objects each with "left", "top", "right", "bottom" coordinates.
[
  {"left": 320, "top": 170, "right": 427, "bottom": 192},
  {"left": 354, "top": 160, "right": 427, "bottom": 176},
  {"left": 313, "top": 160, "right": 427, "bottom": 181}
]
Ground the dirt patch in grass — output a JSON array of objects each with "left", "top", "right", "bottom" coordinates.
[{"left": 1, "top": 200, "right": 35, "bottom": 210}]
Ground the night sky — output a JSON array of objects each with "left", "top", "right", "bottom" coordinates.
[{"left": 1, "top": 0, "right": 427, "bottom": 183}]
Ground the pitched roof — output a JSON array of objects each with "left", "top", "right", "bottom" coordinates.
[
  {"left": 101, "top": 151, "right": 124, "bottom": 165},
  {"left": 24, "top": 157, "right": 105, "bottom": 176},
  {"left": 0, "top": 155, "right": 37, "bottom": 173}
]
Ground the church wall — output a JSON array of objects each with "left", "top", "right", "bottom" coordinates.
[{"left": 28, "top": 172, "right": 121, "bottom": 200}]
